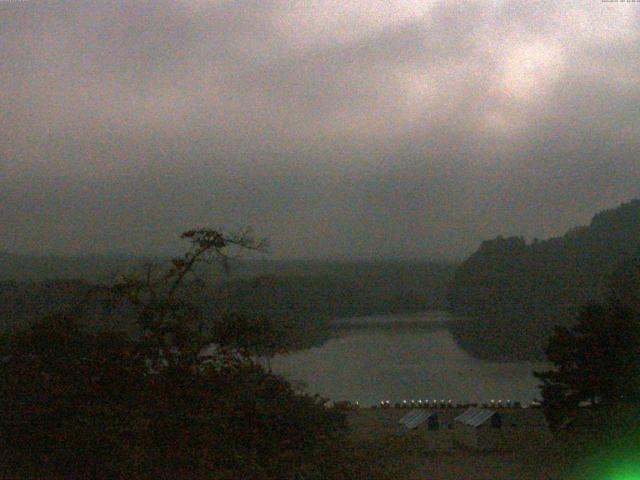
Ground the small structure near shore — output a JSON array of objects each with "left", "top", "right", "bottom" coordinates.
[
  {"left": 398, "top": 409, "right": 438, "bottom": 434},
  {"left": 454, "top": 407, "right": 548, "bottom": 451},
  {"left": 454, "top": 408, "right": 504, "bottom": 450}
]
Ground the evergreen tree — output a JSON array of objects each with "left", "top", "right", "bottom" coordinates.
[{"left": 535, "top": 259, "right": 640, "bottom": 429}]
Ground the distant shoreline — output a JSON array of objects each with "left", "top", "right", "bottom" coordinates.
[{"left": 331, "top": 310, "right": 456, "bottom": 331}]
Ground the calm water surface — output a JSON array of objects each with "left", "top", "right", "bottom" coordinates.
[{"left": 272, "top": 311, "right": 547, "bottom": 406}]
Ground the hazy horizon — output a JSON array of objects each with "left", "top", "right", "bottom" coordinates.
[
  {"left": 4, "top": 197, "right": 637, "bottom": 261},
  {"left": 1, "top": 248, "right": 463, "bottom": 263}
]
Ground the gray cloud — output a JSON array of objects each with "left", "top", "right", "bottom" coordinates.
[{"left": 1, "top": 0, "right": 639, "bottom": 259}]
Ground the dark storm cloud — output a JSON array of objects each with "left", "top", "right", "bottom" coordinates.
[{"left": 1, "top": 0, "right": 639, "bottom": 258}]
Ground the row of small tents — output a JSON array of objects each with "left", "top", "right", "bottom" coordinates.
[
  {"left": 380, "top": 399, "right": 525, "bottom": 409},
  {"left": 397, "top": 406, "right": 551, "bottom": 451},
  {"left": 398, "top": 407, "right": 503, "bottom": 432}
]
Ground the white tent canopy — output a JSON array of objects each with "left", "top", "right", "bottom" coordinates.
[
  {"left": 398, "top": 409, "right": 435, "bottom": 430},
  {"left": 454, "top": 408, "right": 497, "bottom": 428}
]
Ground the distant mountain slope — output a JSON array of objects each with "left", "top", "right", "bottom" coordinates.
[
  {"left": 447, "top": 199, "right": 640, "bottom": 360},
  {"left": 0, "top": 253, "right": 155, "bottom": 282},
  {"left": 0, "top": 256, "right": 457, "bottom": 333}
]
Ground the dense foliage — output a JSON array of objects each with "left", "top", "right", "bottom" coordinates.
[
  {"left": 0, "top": 314, "right": 351, "bottom": 479},
  {"left": 534, "top": 257, "right": 640, "bottom": 430},
  {"left": 0, "top": 261, "right": 456, "bottom": 335},
  {"left": 448, "top": 199, "right": 640, "bottom": 360},
  {"left": 0, "top": 229, "right": 370, "bottom": 479},
  {"left": 0, "top": 314, "right": 143, "bottom": 478}
]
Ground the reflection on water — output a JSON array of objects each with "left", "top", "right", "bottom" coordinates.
[{"left": 272, "top": 311, "right": 547, "bottom": 406}]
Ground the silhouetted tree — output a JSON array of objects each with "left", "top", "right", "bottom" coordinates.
[
  {"left": 0, "top": 228, "right": 360, "bottom": 479},
  {"left": 112, "top": 227, "right": 268, "bottom": 371},
  {"left": 211, "top": 311, "right": 293, "bottom": 371},
  {"left": 535, "top": 268, "right": 640, "bottom": 429}
]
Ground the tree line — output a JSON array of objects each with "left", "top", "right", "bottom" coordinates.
[
  {"left": 447, "top": 199, "right": 640, "bottom": 360},
  {"left": 0, "top": 228, "right": 408, "bottom": 479}
]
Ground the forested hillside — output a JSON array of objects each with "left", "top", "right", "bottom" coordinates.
[
  {"left": 0, "top": 253, "right": 154, "bottom": 282},
  {"left": 0, "top": 259, "right": 456, "bottom": 334},
  {"left": 447, "top": 199, "right": 640, "bottom": 360}
]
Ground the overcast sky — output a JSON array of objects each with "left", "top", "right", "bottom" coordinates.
[{"left": 1, "top": 0, "right": 639, "bottom": 259}]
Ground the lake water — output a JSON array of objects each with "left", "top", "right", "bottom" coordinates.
[{"left": 272, "top": 311, "right": 548, "bottom": 406}]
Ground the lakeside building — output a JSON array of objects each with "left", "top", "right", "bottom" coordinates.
[
  {"left": 398, "top": 409, "right": 439, "bottom": 434},
  {"left": 454, "top": 407, "right": 549, "bottom": 451}
]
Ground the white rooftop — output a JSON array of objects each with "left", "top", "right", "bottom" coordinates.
[
  {"left": 398, "top": 409, "right": 435, "bottom": 430},
  {"left": 454, "top": 407, "right": 497, "bottom": 428}
]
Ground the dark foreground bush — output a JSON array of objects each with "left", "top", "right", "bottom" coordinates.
[{"left": 0, "top": 315, "right": 356, "bottom": 479}]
